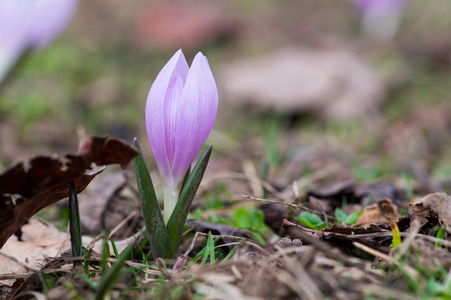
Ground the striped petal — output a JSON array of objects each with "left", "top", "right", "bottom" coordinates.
[
  {"left": 170, "top": 52, "right": 218, "bottom": 184},
  {"left": 145, "top": 49, "right": 189, "bottom": 185}
]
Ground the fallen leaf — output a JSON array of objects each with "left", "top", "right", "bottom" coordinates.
[
  {"left": 186, "top": 220, "right": 253, "bottom": 251},
  {"left": 0, "top": 217, "right": 143, "bottom": 281},
  {"left": 79, "top": 172, "right": 127, "bottom": 234},
  {"left": 354, "top": 198, "right": 401, "bottom": 227},
  {"left": 78, "top": 136, "right": 138, "bottom": 169},
  {"left": 0, "top": 136, "right": 138, "bottom": 249},
  {"left": 10, "top": 256, "right": 69, "bottom": 299},
  {"left": 409, "top": 193, "right": 450, "bottom": 232},
  {"left": 281, "top": 219, "right": 321, "bottom": 244},
  {"left": 219, "top": 47, "right": 384, "bottom": 119},
  {"left": 282, "top": 219, "right": 392, "bottom": 256}
]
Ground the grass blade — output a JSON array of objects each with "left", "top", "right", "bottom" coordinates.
[
  {"left": 261, "top": 160, "right": 269, "bottom": 198},
  {"left": 221, "top": 239, "right": 244, "bottom": 264},
  {"left": 133, "top": 138, "right": 174, "bottom": 259},
  {"left": 189, "top": 236, "right": 222, "bottom": 266},
  {"left": 110, "top": 239, "right": 119, "bottom": 257},
  {"left": 95, "top": 244, "right": 133, "bottom": 300},
  {"left": 167, "top": 145, "right": 212, "bottom": 254},
  {"left": 84, "top": 249, "right": 92, "bottom": 276},
  {"left": 69, "top": 181, "right": 83, "bottom": 267},
  {"left": 101, "top": 238, "right": 111, "bottom": 273},
  {"left": 208, "top": 232, "right": 216, "bottom": 265}
]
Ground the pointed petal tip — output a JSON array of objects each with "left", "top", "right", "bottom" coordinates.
[
  {"left": 194, "top": 51, "right": 207, "bottom": 60},
  {"left": 193, "top": 52, "right": 212, "bottom": 70},
  {"left": 173, "top": 49, "right": 186, "bottom": 61}
]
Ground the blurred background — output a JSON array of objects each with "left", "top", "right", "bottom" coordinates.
[{"left": 1, "top": 0, "right": 451, "bottom": 194}]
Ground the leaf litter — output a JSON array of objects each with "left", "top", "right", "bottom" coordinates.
[
  {"left": 0, "top": 136, "right": 138, "bottom": 250},
  {"left": 3, "top": 161, "right": 451, "bottom": 300},
  {"left": 1, "top": 129, "right": 451, "bottom": 299}
]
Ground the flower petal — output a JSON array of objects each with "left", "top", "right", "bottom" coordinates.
[
  {"left": 146, "top": 49, "right": 189, "bottom": 184},
  {"left": 171, "top": 52, "right": 218, "bottom": 184},
  {"left": 31, "top": 0, "right": 79, "bottom": 50},
  {"left": 164, "top": 74, "right": 185, "bottom": 168},
  {"left": 0, "top": 0, "right": 78, "bottom": 82}
]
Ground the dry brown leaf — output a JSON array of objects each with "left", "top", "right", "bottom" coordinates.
[
  {"left": 411, "top": 193, "right": 451, "bottom": 232},
  {"left": 0, "top": 136, "right": 138, "bottom": 249},
  {"left": 354, "top": 198, "right": 401, "bottom": 227},
  {"left": 0, "top": 217, "right": 141, "bottom": 283},
  {"left": 219, "top": 47, "right": 383, "bottom": 119},
  {"left": 79, "top": 172, "right": 127, "bottom": 234}
]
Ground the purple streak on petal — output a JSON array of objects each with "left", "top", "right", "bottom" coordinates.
[
  {"left": 171, "top": 52, "right": 218, "bottom": 184},
  {"left": 164, "top": 74, "right": 185, "bottom": 167},
  {"left": 146, "top": 50, "right": 189, "bottom": 185}
]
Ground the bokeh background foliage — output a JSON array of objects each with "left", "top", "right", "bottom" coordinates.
[{"left": 1, "top": 0, "right": 451, "bottom": 186}]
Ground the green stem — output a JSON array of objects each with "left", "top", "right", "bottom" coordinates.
[
  {"left": 163, "top": 185, "right": 178, "bottom": 224},
  {"left": 133, "top": 138, "right": 174, "bottom": 259}
]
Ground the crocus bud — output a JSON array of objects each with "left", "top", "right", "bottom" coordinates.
[
  {"left": 146, "top": 49, "right": 218, "bottom": 223},
  {"left": 0, "top": 0, "right": 78, "bottom": 82}
]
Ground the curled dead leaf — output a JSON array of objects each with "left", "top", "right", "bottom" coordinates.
[
  {"left": 354, "top": 198, "right": 401, "bottom": 227},
  {"left": 409, "top": 193, "right": 449, "bottom": 232},
  {"left": 0, "top": 136, "right": 138, "bottom": 249}
]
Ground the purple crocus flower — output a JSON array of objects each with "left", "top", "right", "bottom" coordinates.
[
  {"left": 0, "top": 0, "right": 78, "bottom": 82},
  {"left": 146, "top": 49, "right": 218, "bottom": 223}
]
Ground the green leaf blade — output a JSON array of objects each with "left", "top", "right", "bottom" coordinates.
[
  {"left": 297, "top": 212, "right": 325, "bottom": 230},
  {"left": 167, "top": 144, "right": 213, "bottom": 254},
  {"left": 69, "top": 181, "right": 83, "bottom": 267},
  {"left": 133, "top": 138, "right": 174, "bottom": 259}
]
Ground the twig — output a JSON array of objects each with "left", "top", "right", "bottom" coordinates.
[
  {"left": 243, "top": 195, "right": 337, "bottom": 221},
  {"left": 332, "top": 230, "right": 451, "bottom": 248},
  {"left": 352, "top": 242, "right": 418, "bottom": 280},
  {"left": 268, "top": 262, "right": 321, "bottom": 300},
  {"left": 0, "top": 267, "right": 72, "bottom": 280},
  {"left": 282, "top": 220, "right": 366, "bottom": 268},
  {"left": 84, "top": 211, "right": 139, "bottom": 251},
  {"left": 214, "top": 242, "right": 242, "bottom": 250},
  {"left": 272, "top": 245, "right": 322, "bottom": 300},
  {"left": 201, "top": 172, "right": 285, "bottom": 199},
  {"left": 193, "top": 232, "right": 256, "bottom": 243},
  {"left": 108, "top": 210, "right": 138, "bottom": 239},
  {"left": 355, "top": 284, "right": 416, "bottom": 300},
  {"left": 183, "top": 232, "right": 201, "bottom": 258}
]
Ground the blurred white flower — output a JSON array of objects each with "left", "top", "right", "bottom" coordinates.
[
  {"left": 0, "top": 0, "right": 78, "bottom": 82},
  {"left": 355, "top": 0, "right": 410, "bottom": 42}
]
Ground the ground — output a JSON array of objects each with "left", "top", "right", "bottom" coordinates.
[{"left": 2, "top": 0, "right": 451, "bottom": 299}]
